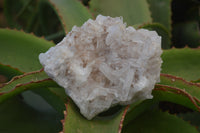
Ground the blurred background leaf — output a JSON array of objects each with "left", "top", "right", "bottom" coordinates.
[
  {"left": 0, "top": 29, "right": 54, "bottom": 72},
  {"left": 122, "top": 108, "right": 199, "bottom": 133},
  {"left": 3, "top": 0, "right": 64, "bottom": 43},
  {"left": 49, "top": 0, "right": 93, "bottom": 32},
  {"left": 162, "top": 48, "right": 200, "bottom": 81},
  {"left": 89, "top": 0, "right": 152, "bottom": 26},
  {"left": 171, "top": 0, "right": 200, "bottom": 48},
  {"left": 1, "top": 0, "right": 199, "bottom": 48},
  {"left": 0, "top": 96, "right": 63, "bottom": 133},
  {"left": 147, "top": 0, "right": 172, "bottom": 34}
]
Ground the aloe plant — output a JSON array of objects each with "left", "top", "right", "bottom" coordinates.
[{"left": 0, "top": 0, "right": 200, "bottom": 132}]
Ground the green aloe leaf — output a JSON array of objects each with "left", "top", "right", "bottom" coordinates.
[
  {"left": 30, "top": 87, "right": 66, "bottom": 115},
  {"left": 153, "top": 73, "right": 200, "bottom": 112},
  {"left": 89, "top": 0, "right": 152, "bottom": 26},
  {"left": 147, "top": 0, "right": 172, "bottom": 33},
  {"left": 122, "top": 109, "right": 199, "bottom": 133},
  {"left": 159, "top": 74, "right": 200, "bottom": 102},
  {"left": 179, "top": 111, "right": 200, "bottom": 131},
  {"left": 0, "top": 70, "right": 58, "bottom": 103},
  {"left": 60, "top": 99, "right": 129, "bottom": 133},
  {"left": 172, "top": 21, "right": 200, "bottom": 48},
  {"left": 37, "top": 0, "right": 65, "bottom": 42},
  {"left": 162, "top": 48, "right": 200, "bottom": 81},
  {"left": 0, "top": 96, "right": 62, "bottom": 133},
  {"left": 0, "top": 29, "right": 54, "bottom": 73},
  {"left": 0, "top": 64, "right": 23, "bottom": 81},
  {"left": 125, "top": 73, "right": 200, "bottom": 127},
  {"left": 0, "top": 69, "right": 66, "bottom": 116},
  {"left": 3, "top": 0, "right": 33, "bottom": 29},
  {"left": 48, "top": 0, "right": 93, "bottom": 32},
  {"left": 123, "top": 99, "right": 157, "bottom": 126},
  {"left": 153, "top": 86, "right": 198, "bottom": 112},
  {"left": 192, "top": 79, "right": 200, "bottom": 84},
  {"left": 140, "top": 23, "right": 171, "bottom": 49},
  {"left": 4, "top": 0, "right": 65, "bottom": 41},
  {"left": 0, "top": 29, "right": 67, "bottom": 116}
]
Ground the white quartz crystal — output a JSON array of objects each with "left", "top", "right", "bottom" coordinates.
[{"left": 39, "top": 15, "right": 162, "bottom": 120}]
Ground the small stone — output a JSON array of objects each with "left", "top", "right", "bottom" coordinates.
[{"left": 39, "top": 15, "right": 162, "bottom": 120}]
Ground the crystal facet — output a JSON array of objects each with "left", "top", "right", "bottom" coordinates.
[{"left": 39, "top": 15, "right": 162, "bottom": 120}]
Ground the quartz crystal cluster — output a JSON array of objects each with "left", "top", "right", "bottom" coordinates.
[{"left": 39, "top": 15, "right": 162, "bottom": 120}]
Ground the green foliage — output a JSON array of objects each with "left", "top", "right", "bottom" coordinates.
[
  {"left": 171, "top": 0, "right": 200, "bottom": 47},
  {"left": 162, "top": 48, "right": 200, "bottom": 81},
  {"left": 0, "top": 0, "right": 200, "bottom": 132},
  {"left": 0, "top": 70, "right": 54, "bottom": 102},
  {"left": 0, "top": 96, "right": 62, "bottom": 133},
  {"left": 147, "top": 0, "right": 172, "bottom": 33},
  {"left": 49, "top": 0, "right": 93, "bottom": 31},
  {"left": 90, "top": 0, "right": 152, "bottom": 26},
  {"left": 3, "top": 0, "right": 64, "bottom": 42},
  {"left": 172, "top": 21, "right": 200, "bottom": 48},
  {"left": 0, "top": 29, "right": 54, "bottom": 72},
  {"left": 179, "top": 112, "right": 200, "bottom": 131},
  {"left": 4, "top": 0, "right": 34, "bottom": 29},
  {"left": 38, "top": 0, "right": 65, "bottom": 42},
  {"left": 154, "top": 74, "right": 200, "bottom": 111},
  {"left": 123, "top": 109, "right": 199, "bottom": 133},
  {"left": 62, "top": 99, "right": 128, "bottom": 133}
]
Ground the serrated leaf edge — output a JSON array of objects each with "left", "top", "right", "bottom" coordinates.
[
  {"left": 155, "top": 84, "right": 200, "bottom": 111},
  {"left": 0, "top": 62, "right": 24, "bottom": 74},
  {"left": 146, "top": 0, "right": 172, "bottom": 38},
  {"left": 161, "top": 73, "right": 200, "bottom": 87},
  {"left": 162, "top": 109, "right": 199, "bottom": 132},
  {"left": 47, "top": 0, "right": 68, "bottom": 33},
  {"left": 0, "top": 68, "right": 44, "bottom": 89},
  {"left": 170, "top": 45, "right": 200, "bottom": 49},
  {"left": 118, "top": 105, "right": 129, "bottom": 133},
  {"left": 59, "top": 101, "right": 130, "bottom": 133},
  {"left": 0, "top": 28, "right": 56, "bottom": 45},
  {"left": 59, "top": 103, "right": 68, "bottom": 133}
]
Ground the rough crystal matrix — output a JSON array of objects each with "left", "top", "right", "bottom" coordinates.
[{"left": 39, "top": 15, "right": 162, "bottom": 120}]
